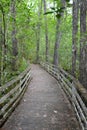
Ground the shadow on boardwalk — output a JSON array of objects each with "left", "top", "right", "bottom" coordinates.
[{"left": 1, "top": 65, "right": 80, "bottom": 130}]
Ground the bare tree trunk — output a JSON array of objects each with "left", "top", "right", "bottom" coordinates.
[
  {"left": 79, "top": 0, "right": 87, "bottom": 88},
  {"left": 43, "top": 0, "right": 49, "bottom": 62},
  {"left": 0, "top": 4, "right": 6, "bottom": 85},
  {"left": 53, "top": 0, "right": 65, "bottom": 66},
  {"left": 0, "top": 18, "right": 2, "bottom": 86},
  {"left": 36, "top": 27, "right": 40, "bottom": 63},
  {"left": 72, "top": 0, "right": 79, "bottom": 76},
  {"left": 53, "top": 19, "right": 61, "bottom": 66},
  {"left": 0, "top": 4, "right": 6, "bottom": 56},
  {"left": 36, "top": 0, "right": 42, "bottom": 63},
  {"left": 11, "top": 0, "right": 18, "bottom": 71},
  {"left": 2, "top": 10, "right": 6, "bottom": 56}
]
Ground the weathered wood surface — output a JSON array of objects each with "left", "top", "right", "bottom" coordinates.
[
  {"left": 0, "top": 67, "right": 31, "bottom": 127},
  {"left": 40, "top": 62, "right": 87, "bottom": 130},
  {"left": 2, "top": 65, "right": 80, "bottom": 130}
]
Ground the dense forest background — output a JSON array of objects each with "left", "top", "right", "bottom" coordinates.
[{"left": 0, "top": 0, "right": 87, "bottom": 89}]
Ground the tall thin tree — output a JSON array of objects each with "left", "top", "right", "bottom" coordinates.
[
  {"left": 0, "top": 4, "right": 7, "bottom": 85},
  {"left": 72, "top": 0, "right": 79, "bottom": 76},
  {"left": 43, "top": 0, "right": 49, "bottom": 62},
  {"left": 11, "top": 0, "right": 18, "bottom": 71},
  {"left": 53, "top": 20, "right": 61, "bottom": 66},
  {"left": 0, "top": 17, "right": 2, "bottom": 86},
  {"left": 36, "top": 0, "right": 42, "bottom": 63},
  {"left": 79, "top": 0, "right": 87, "bottom": 88},
  {"left": 53, "top": 0, "right": 65, "bottom": 66}
]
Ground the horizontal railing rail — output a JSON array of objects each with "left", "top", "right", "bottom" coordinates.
[
  {"left": 0, "top": 66, "right": 31, "bottom": 127},
  {"left": 40, "top": 62, "right": 87, "bottom": 130}
]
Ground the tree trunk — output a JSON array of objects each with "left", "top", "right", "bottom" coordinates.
[
  {"left": 36, "top": 25, "right": 40, "bottom": 63},
  {"left": 11, "top": 0, "right": 18, "bottom": 71},
  {"left": 43, "top": 0, "right": 49, "bottom": 62},
  {"left": 0, "top": 4, "right": 6, "bottom": 56},
  {"left": 0, "top": 18, "right": 2, "bottom": 86},
  {"left": 36, "top": 1, "right": 42, "bottom": 63},
  {"left": 79, "top": 0, "right": 87, "bottom": 88},
  {"left": 72, "top": 0, "right": 78, "bottom": 77},
  {"left": 0, "top": 4, "right": 6, "bottom": 85},
  {"left": 53, "top": 0, "right": 65, "bottom": 66},
  {"left": 53, "top": 19, "right": 61, "bottom": 66}
]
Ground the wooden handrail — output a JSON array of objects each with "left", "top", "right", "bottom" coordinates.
[
  {"left": 0, "top": 66, "right": 31, "bottom": 127},
  {"left": 40, "top": 62, "right": 87, "bottom": 130},
  {"left": 41, "top": 62, "right": 87, "bottom": 106}
]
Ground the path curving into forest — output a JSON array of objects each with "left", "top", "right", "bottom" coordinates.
[{"left": 2, "top": 65, "right": 80, "bottom": 130}]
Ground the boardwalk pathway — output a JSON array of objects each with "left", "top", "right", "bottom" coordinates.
[{"left": 2, "top": 65, "right": 80, "bottom": 130}]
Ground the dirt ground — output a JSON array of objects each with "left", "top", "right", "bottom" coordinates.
[{"left": 1, "top": 65, "right": 80, "bottom": 130}]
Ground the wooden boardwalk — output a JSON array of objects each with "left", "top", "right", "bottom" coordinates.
[{"left": 1, "top": 65, "right": 80, "bottom": 130}]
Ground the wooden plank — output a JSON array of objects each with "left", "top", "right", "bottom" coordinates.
[
  {"left": 57, "top": 80, "right": 72, "bottom": 102},
  {"left": 75, "top": 90, "right": 87, "bottom": 116},
  {"left": 0, "top": 84, "right": 28, "bottom": 127},
  {"left": 72, "top": 102, "right": 85, "bottom": 130},
  {"left": 73, "top": 80, "right": 87, "bottom": 107},
  {"left": 40, "top": 62, "right": 87, "bottom": 130},
  {"left": 0, "top": 67, "right": 30, "bottom": 91},
  {"left": 0, "top": 70, "right": 31, "bottom": 104},
  {"left": 0, "top": 89, "right": 22, "bottom": 117},
  {"left": 60, "top": 77, "right": 72, "bottom": 97},
  {"left": 0, "top": 84, "right": 20, "bottom": 104},
  {"left": 0, "top": 72, "right": 31, "bottom": 117},
  {"left": 21, "top": 72, "right": 31, "bottom": 88},
  {"left": 0, "top": 67, "right": 31, "bottom": 127},
  {"left": 0, "top": 78, "right": 20, "bottom": 92},
  {"left": 72, "top": 87, "right": 87, "bottom": 119},
  {"left": 0, "top": 70, "right": 31, "bottom": 127},
  {"left": 60, "top": 73, "right": 72, "bottom": 88},
  {"left": 72, "top": 89, "right": 87, "bottom": 124}
]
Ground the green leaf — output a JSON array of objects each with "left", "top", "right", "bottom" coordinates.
[
  {"left": 66, "top": 0, "right": 70, "bottom": 2},
  {"left": 67, "top": 3, "right": 72, "bottom": 8},
  {"left": 56, "top": 13, "right": 61, "bottom": 19},
  {"left": 44, "top": 11, "right": 54, "bottom": 15},
  {"left": 50, "top": 7, "right": 55, "bottom": 11},
  {"left": 60, "top": 7, "right": 65, "bottom": 10}
]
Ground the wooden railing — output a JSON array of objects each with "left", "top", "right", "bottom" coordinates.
[
  {"left": 40, "top": 62, "right": 87, "bottom": 130},
  {"left": 0, "top": 67, "right": 31, "bottom": 127}
]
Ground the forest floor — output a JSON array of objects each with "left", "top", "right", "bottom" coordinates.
[{"left": 1, "top": 64, "right": 80, "bottom": 130}]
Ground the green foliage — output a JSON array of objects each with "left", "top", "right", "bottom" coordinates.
[
  {"left": 44, "top": 6, "right": 65, "bottom": 19},
  {"left": 59, "top": 15, "right": 72, "bottom": 71},
  {"left": 44, "top": 11, "right": 54, "bottom": 15},
  {"left": 0, "top": 0, "right": 74, "bottom": 85},
  {"left": 18, "top": 57, "right": 28, "bottom": 72},
  {"left": 66, "top": 0, "right": 70, "bottom": 2}
]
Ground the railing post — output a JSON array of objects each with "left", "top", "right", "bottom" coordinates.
[
  {"left": 20, "top": 78, "right": 22, "bottom": 91},
  {"left": 48, "top": 64, "right": 49, "bottom": 72},
  {"left": 85, "top": 123, "right": 87, "bottom": 130},
  {"left": 71, "top": 85, "right": 75, "bottom": 104},
  {"left": 50, "top": 64, "right": 52, "bottom": 74},
  {"left": 40, "top": 61, "right": 87, "bottom": 130}
]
